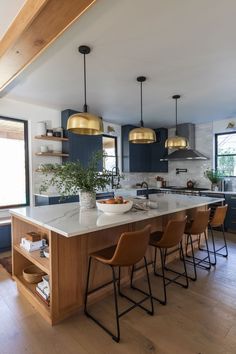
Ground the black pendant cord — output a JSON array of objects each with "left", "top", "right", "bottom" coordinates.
[
  {"left": 172, "top": 95, "right": 180, "bottom": 135},
  {"left": 140, "top": 81, "right": 143, "bottom": 127},
  {"left": 83, "top": 53, "right": 88, "bottom": 113},
  {"left": 175, "top": 97, "right": 177, "bottom": 134}
]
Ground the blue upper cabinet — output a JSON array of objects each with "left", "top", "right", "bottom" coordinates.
[
  {"left": 122, "top": 125, "right": 168, "bottom": 173},
  {"left": 149, "top": 128, "right": 168, "bottom": 172},
  {"left": 61, "top": 109, "right": 103, "bottom": 171}
]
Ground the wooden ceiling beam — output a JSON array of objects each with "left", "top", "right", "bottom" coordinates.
[{"left": 0, "top": 0, "right": 96, "bottom": 91}]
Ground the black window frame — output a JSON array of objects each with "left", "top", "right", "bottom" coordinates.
[
  {"left": 102, "top": 134, "right": 118, "bottom": 175},
  {"left": 215, "top": 131, "right": 236, "bottom": 177},
  {"left": 0, "top": 116, "right": 30, "bottom": 209}
]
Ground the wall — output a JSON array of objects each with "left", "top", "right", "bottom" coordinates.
[
  {"left": 0, "top": 97, "right": 61, "bottom": 215},
  {"left": 121, "top": 119, "right": 236, "bottom": 189}
]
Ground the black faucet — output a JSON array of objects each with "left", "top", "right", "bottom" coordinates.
[
  {"left": 136, "top": 181, "right": 149, "bottom": 199},
  {"left": 111, "top": 167, "right": 121, "bottom": 189}
]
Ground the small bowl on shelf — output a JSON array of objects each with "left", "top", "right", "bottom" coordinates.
[
  {"left": 23, "top": 265, "right": 46, "bottom": 284},
  {"left": 96, "top": 199, "right": 133, "bottom": 215}
]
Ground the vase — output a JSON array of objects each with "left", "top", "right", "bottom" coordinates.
[
  {"left": 79, "top": 191, "right": 96, "bottom": 209},
  {"left": 211, "top": 183, "right": 219, "bottom": 191}
]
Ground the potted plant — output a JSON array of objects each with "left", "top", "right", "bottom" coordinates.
[
  {"left": 39, "top": 151, "right": 111, "bottom": 209},
  {"left": 204, "top": 169, "right": 223, "bottom": 191}
]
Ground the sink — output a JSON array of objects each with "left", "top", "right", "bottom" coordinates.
[{"left": 134, "top": 196, "right": 147, "bottom": 200}]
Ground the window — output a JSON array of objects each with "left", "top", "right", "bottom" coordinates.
[
  {"left": 0, "top": 117, "right": 29, "bottom": 208},
  {"left": 215, "top": 132, "right": 236, "bottom": 177},
  {"left": 102, "top": 135, "right": 118, "bottom": 173}
]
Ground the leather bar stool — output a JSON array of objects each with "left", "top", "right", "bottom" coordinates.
[
  {"left": 184, "top": 209, "right": 211, "bottom": 281},
  {"left": 84, "top": 225, "right": 154, "bottom": 343},
  {"left": 131, "top": 217, "right": 188, "bottom": 305},
  {"left": 198, "top": 205, "right": 228, "bottom": 265}
]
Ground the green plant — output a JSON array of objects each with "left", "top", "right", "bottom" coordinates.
[
  {"left": 204, "top": 169, "right": 223, "bottom": 184},
  {"left": 39, "top": 151, "right": 112, "bottom": 196}
]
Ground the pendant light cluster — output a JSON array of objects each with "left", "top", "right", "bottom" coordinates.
[
  {"left": 67, "top": 45, "right": 103, "bottom": 135},
  {"left": 129, "top": 76, "right": 156, "bottom": 144},
  {"left": 165, "top": 95, "right": 189, "bottom": 149},
  {"left": 67, "top": 45, "right": 188, "bottom": 151}
]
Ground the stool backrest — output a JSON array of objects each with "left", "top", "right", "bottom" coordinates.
[
  {"left": 157, "top": 217, "right": 187, "bottom": 248},
  {"left": 210, "top": 205, "right": 228, "bottom": 227},
  {"left": 189, "top": 209, "right": 211, "bottom": 234},
  {"left": 109, "top": 225, "right": 151, "bottom": 266}
]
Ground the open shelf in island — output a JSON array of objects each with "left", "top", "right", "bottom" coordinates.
[{"left": 14, "top": 245, "right": 49, "bottom": 274}]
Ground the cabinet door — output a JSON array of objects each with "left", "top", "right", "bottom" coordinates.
[
  {"left": 61, "top": 109, "right": 103, "bottom": 170},
  {"left": 149, "top": 128, "right": 168, "bottom": 172},
  {"left": 224, "top": 195, "right": 236, "bottom": 230},
  {"left": 121, "top": 125, "right": 150, "bottom": 172}
]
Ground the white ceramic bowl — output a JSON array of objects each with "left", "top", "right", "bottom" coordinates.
[{"left": 96, "top": 199, "right": 133, "bottom": 215}]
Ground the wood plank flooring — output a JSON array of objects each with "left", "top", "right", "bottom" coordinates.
[{"left": 0, "top": 232, "right": 236, "bottom": 354}]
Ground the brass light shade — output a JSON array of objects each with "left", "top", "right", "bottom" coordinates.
[
  {"left": 165, "top": 135, "right": 189, "bottom": 149},
  {"left": 129, "top": 127, "right": 156, "bottom": 144},
  {"left": 165, "top": 95, "right": 188, "bottom": 149},
  {"left": 129, "top": 76, "right": 156, "bottom": 144},
  {"left": 67, "top": 45, "right": 103, "bottom": 135},
  {"left": 67, "top": 112, "right": 104, "bottom": 135}
]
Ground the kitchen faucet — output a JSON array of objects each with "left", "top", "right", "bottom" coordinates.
[
  {"left": 136, "top": 181, "right": 149, "bottom": 199},
  {"left": 111, "top": 166, "right": 121, "bottom": 189}
]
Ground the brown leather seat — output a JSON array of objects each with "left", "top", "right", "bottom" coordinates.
[
  {"left": 84, "top": 225, "right": 153, "bottom": 343},
  {"left": 210, "top": 205, "right": 228, "bottom": 228},
  {"left": 184, "top": 209, "right": 211, "bottom": 281},
  {"left": 200, "top": 205, "right": 229, "bottom": 265},
  {"left": 91, "top": 225, "right": 151, "bottom": 266},
  {"left": 137, "top": 217, "right": 188, "bottom": 305}
]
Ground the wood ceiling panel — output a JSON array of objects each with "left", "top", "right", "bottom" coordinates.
[{"left": 0, "top": 0, "right": 96, "bottom": 91}]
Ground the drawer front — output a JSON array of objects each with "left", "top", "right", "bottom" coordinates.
[
  {"left": 225, "top": 195, "right": 236, "bottom": 207},
  {"left": 225, "top": 208, "right": 236, "bottom": 230}
]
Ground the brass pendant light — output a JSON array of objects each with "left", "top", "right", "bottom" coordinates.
[
  {"left": 165, "top": 95, "right": 189, "bottom": 149},
  {"left": 129, "top": 76, "right": 156, "bottom": 144},
  {"left": 67, "top": 45, "right": 103, "bottom": 135}
]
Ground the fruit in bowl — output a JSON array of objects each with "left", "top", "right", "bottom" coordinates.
[{"left": 97, "top": 197, "right": 133, "bottom": 215}]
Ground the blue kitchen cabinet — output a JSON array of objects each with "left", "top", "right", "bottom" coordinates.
[
  {"left": 35, "top": 192, "right": 114, "bottom": 206},
  {"left": 224, "top": 194, "right": 236, "bottom": 231},
  {"left": 122, "top": 125, "right": 168, "bottom": 172},
  {"left": 149, "top": 128, "right": 168, "bottom": 172},
  {"left": 61, "top": 109, "right": 103, "bottom": 170},
  {"left": 0, "top": 223, "right": 11, "bottom": 252}
]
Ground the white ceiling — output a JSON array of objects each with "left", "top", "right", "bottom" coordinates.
[
  {"left": 0, "top": 0, "right": 25, "bottom": 39},
  {"left": 2, "top": 0, "right": 236, "bottom": 127}
]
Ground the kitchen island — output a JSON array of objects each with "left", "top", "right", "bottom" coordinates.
[{"left": 10, "top": 194, "right": 224, "bottom": 325}]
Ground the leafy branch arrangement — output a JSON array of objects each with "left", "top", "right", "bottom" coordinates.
[
  {"left": 204, "top": 169, "right": 223, "bottom": 184},
  {"left": 39, "top": 151, "right": 112, "bottom": 196}
]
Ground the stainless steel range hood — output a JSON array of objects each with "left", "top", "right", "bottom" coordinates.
[{"left": 161, "top": 123, "right": 208, "bottom": 161}]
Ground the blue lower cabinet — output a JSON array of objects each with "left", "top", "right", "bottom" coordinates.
[
  {"left": 137, "top": 189, "right": 158, "bottom": 196},
  {"left": 35, "top": 192, "right": 114, "bottom": 206},
  {"left": 0, "top": 224, "right": 11, "bottom": 252}
]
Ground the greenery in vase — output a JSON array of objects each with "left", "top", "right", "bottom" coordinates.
[
  {"left": 204, "top": 169, "right": 223, "bottom": 184},
  {"left": 39, "top": 151, "right": 112, "bottom": 196}
]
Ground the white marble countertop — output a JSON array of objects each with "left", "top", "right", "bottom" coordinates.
[{"left": 10, "top": 194, "right": 224, "bottom": 238}]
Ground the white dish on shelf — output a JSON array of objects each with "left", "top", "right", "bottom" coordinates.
[{"left": 96, "top": 199, "right": 133, "bottom": 215}]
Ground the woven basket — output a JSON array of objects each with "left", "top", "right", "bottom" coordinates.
[{"left": 23, "top": 265, "right": 45, "bottom": 284}]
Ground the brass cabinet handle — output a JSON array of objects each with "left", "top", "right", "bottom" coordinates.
[{"left": 230, "top": 196, "right": 236, "bottom": 200}]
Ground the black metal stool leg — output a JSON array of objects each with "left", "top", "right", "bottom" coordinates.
[
  {"left": 188, "top": 234, "right": 198, "bottom": 281},
  {"left": 180, "top": 241, "right": 189, "bottom": 288},
  {"left": 143, "top": 256, "right": 154, "bottom": 315},
  {"left": 203, "top": 231, "right": 211, "bottom": 269},
  {"left": 222, "top": 225, "right": 228, "bottom": 257},
  {"left": 153, "top": 248, "right": 167, "bottom": 305},
  {"left": 111, "top": 266, "right": 120, "bottom": 343},
  {"left": 84, "top": 256, "right": 92, "bottom": 314}
]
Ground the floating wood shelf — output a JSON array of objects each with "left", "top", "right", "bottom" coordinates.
[
  {"left": 14, "top": 245, "right": 49, "bottom": 274},
  {"left": 35, "top": 152, "right": 69, "bottom": 157},
  {"left": 34, "top": 135, "right": 69, "bottom": 142}
]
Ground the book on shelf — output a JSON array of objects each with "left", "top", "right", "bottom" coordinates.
[
  {"left": 37, "top": 280, "right": 50, "bottom": 297},
  {"left": 20, "top": 238, "right": 47, "bottom": 252},
  {"left": 35, "top": 286, "right": 50, "bottom": 305}
]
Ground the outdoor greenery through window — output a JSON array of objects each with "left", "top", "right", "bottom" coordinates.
[
  {"left": 215, "top": 132, "right": 236, "bottom": 176},
  {"left": 102, "top": 135, "right": 118, "bottom": 173},
  {"left": 0, "top": 117, "right": 29, "bottom": 208}
]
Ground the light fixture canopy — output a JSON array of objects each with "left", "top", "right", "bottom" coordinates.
[
  {"left": 165, "top": 95, "right": 189, "bottom": 149},
  {"left": 129, "top": 76, "right": 156, "bottom": 144},
  {"left": 67, "top": 45, "right": 103, "bottom": 135}
]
